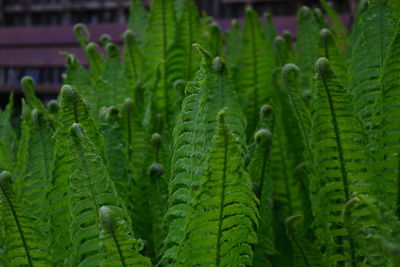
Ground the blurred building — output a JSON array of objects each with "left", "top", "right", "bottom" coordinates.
[{"left": 0, "top": 0, "right": 352, "bottom": 102}]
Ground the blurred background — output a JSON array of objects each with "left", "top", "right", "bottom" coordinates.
[{"left": 0, "top": 0, "right": 355, "bottom": 105}]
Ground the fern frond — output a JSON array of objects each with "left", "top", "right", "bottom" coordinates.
[
  {"left": 0, "top": 94, "right": 17, "bottom": 171},
  {"left": 207, "top": 56, "right": 247, "bottom": 154},
  {"left": 85, "top": 42, "right": 105, "bottom": 81},
  {"left": 311, "top": 58, "right": 369, "bottom": 265},
  {"left": 318, "top": 0, "right": 348, "bottom": 54},
  {"left": 47, "top": 85, "right": 103, "bottom": 265},
  {"left": 20, "top": 77, "right": 48, "bottom": 116},
  {"left": 14, "top": 109, "right": 53, "bottom": 224},
  {"left": 235, "top": 8, "right": 275, "bottom": 135},
  {"left": 296, "top": 7, "right": 323, "bottom": 93},
  {"left": 99, "top": 206, "right": 152, "bottom": 266},
  {"left": 0, "top": 171, "right": 50, "bottom": 266},
  {"left": 99, "top": 107, "right": 130, "bottom": 200},
  {"left": 177, "top": 110, "right": 259, "bottom": 266},
  {"left": 372, "top": 23, "right": 400, "bottom": 208},
  {"left": 73, "top": 23, "right": 90, "bottom": 54},
  {"left": 348, "top": 0, "right": 395, "bottom": 132},
  {"left": 162, "top": 44, "right": 209, "bottom": 264},
  {"left": 249, "top": 128, "right": 274, "bottom": 267},
  {"left": 144, "top": 0, "right": 176, "bottom": 122},
  {"left": 127, "top": 0, "right": 148, "bottom": 42},
  {"left": 65, "top": 54, "right": 97, "bottom": 112},
  {"left": 263, "top": 13, "right": 277, "bottom": 45},
  {"left": 68, "top": 123, "right": 144, "bottom": 266},
  {"left": 123, "top": 30, "right": 144, "bottom": 93},
  {"left": 274, "top": 36, "right": 294, "bottom": 67},
  {"left": 225, "top": 20, "right": 242, "bottom": 73},
  {"left": 318, "top": 28, "right": 348, "bottom": 84},
  {"left": 286, "top": 216, "right": 322, "bottom": 267}
]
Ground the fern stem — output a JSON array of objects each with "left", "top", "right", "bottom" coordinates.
[
  {"left": 215, "top": 121, "right": 229, "bottom": 266},
  {"left": 0, "top": 183, "right": 33, "bottom": 267},
  {"left": 111, "top": 229, "right": 126, "bottom": 267}
]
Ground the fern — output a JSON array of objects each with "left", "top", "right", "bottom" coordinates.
[
  {"left": 0, "top": 171, "right": 50, "bottom": 266},
  {"left": 311, "top": 58, "right": 369, "bottom": 266},
  {"left": 127, "top": 0, "right": 148, "bottom": 42},
  {"left": 0, "top": 94, "right": 17, "bottom": 171},
  {"left": 100, "top": 43, "right": 129, "bottom": 108},
  {"left": 99, "top": 205, "right": 152, "bottom": 266},
  {"left": 235, "top": 8, "right": 275, "bottom": 136},
  {"left": 318, "top": 28, "right": 348, "bottom": 84},
  {"left": 162, "top": 44, "right": 209, "bottom": 264},
  {"left": 177, "top": 110, "right": 259, "bottom": 266},
  {"left": 249, "top": 127, "right": 274, "bottom": 267},
  {"left": 14, "top": 108, "right": 53, "bottom": 225},
  {"left": 123, "top": 30, "right": 144, "bottom": 93},
  {"left": 296, "top": 7, "right": 323, "bottom": 93},
  {"left": 144, "top": 0, "right": 176, "bottom": 123},
  {"left": 348, "top": 0, "right": 395, "bottom": 132},
  {"left": 286, "top": 216, "right": 322, "bottom": 267},
  {"left": 66, "top": 123, "right": 145, "bottom": 266},
  {"left": 263, "top": 13, "right": 277, "bottom": 45},
  {"left": 47, "top": 85, "right": 103, "bottom": 265},
  {"left": 372, "top": 23, "right": 400, "bottom": 208}
]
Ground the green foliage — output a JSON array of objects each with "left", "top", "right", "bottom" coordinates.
[
  {"left": 0, "top": 171, "right": 50, "bottom": 266},
  {"left": 235, "top": 8, "right": 275, "bottom": 136},
  {"left": 177, "top": 110, "right": 259, "bottom": 266},
  {"left": 2, "top": 1, "right": 400, "bottom": 266}
]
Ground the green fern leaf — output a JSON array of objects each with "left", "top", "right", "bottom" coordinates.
[
  {"left": 144, "top": 0, "right": 176, "bottom": 122},
  {"left": 85, "top": 42, "right": 105, "bottom": 82},
  {"left": 65, "top": 54, "right": 97, "bottom": 113},
  {"left": 274, "top": 36, "right": 294, "bottom": 67},
  {"left": 47, "top": 86, "right": 103, "bottom": 265},
  {"left": 207, "top": 56, "right": 247, "bottom": 153},
  {"left": 263, "top": 13, "right": 277, "bottom": 45},
  {"left": 127, "top": 0, "right": 148, "bottom": 42},
  {"left": 20, "top": 77, "right": 48, "bottom": 116},
  {"left": 225, "top": 20, "right": 242, "bottom": 74},
  {"left": 372, "top": 23, "right": 400, "bottom": 208},
  {"left": 99, "top": 206, "right": 152, "bottom": 266},
  {"left": 123, "top": 30, "right": 144, "bottom": 93},
  {"left": 286, "top": 216, "right": 322, "bottom": 267},
  {"left": 311, "top": 58, "right": 369, "bottom": 265},
  {"left": 68, "top": 123, "right": 145, "bottom": 266},
  {"left": 0, "top": 94, "right": 16, "bottom": 171},
  {"left": 99, "top": 107, "right": 130, "bottom": 200},
  {"left": 318, "top": 28, "right": 348, "bottom": 84},
  {"left": 14, "top": 109, "right": 53, "bottom": 225},
  {"left": 162, "top": 44, "right": 209, "bottom": 264},
  {"left": 296, "top": 6, "right": 323, "bottom": 93},
  {"left": 73, "top": 23, "right": 90, "bottom": 55},
  {"left": 348, "top": 0, "right": 395, "bottom": 132},
  {"left": 249, "top": 128, "right": 274, "bottom": 267},
  {"left": 0, "top": 171, "right": 50, "bottom": 266},
  {"left": 318, "top": 0, "right": 348, "bottom": 54},
  {"left": 99, "top": 43, "right": 129, "bottom": 108},
  {"left": 177, "top": 110, "right": 259, "bottom": 266},
  {"left": 235, "top": 8, "right": 275, "bottom": 135}
]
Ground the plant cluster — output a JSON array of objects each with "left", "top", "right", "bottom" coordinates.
[{"left": 1, "top": 0, "right": 400, "bottom": 266}]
